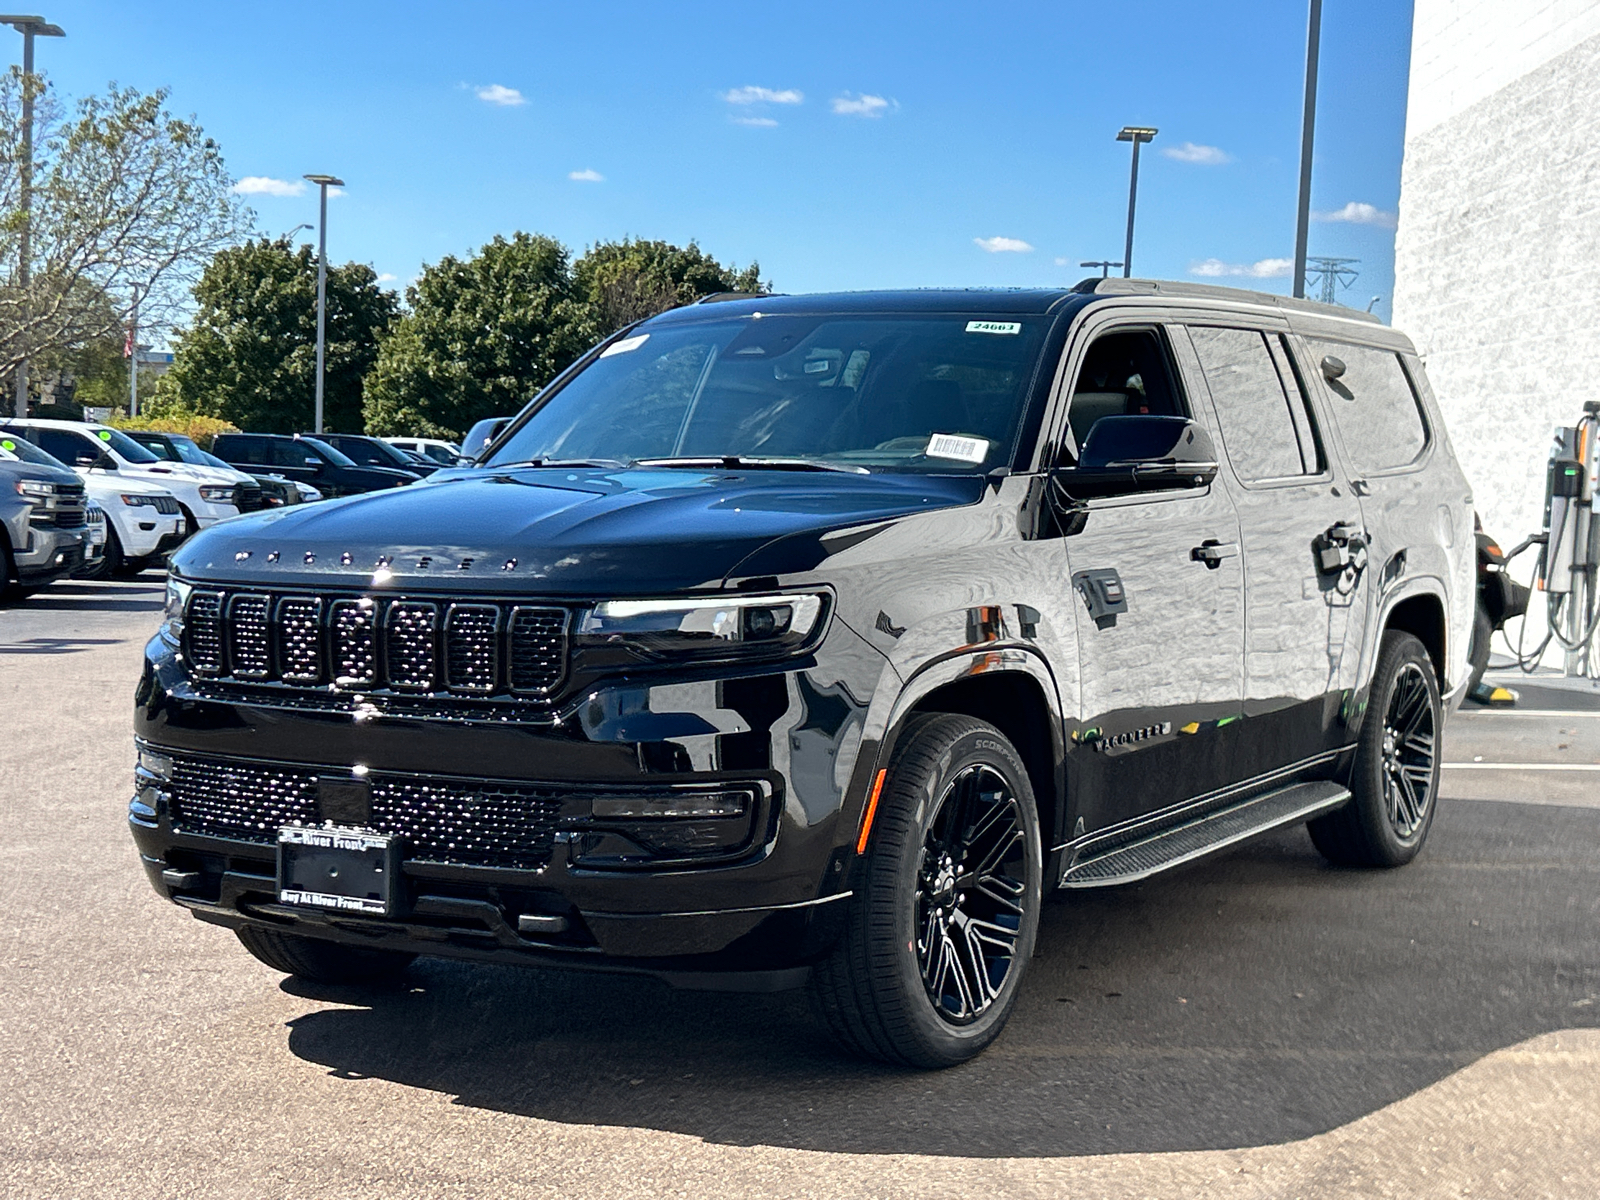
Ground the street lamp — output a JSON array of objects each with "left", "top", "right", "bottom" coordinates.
[
  {"left": 1080, "top": 259, "right": 1123, "bottom": 279},
  {"left": 0, "top": 14, "right": 65, "bottom": 419},
  {"left": 1292, "top": 0, "right": 1324, "bottom": 300},
  {"left": 281, "top": 222, "right": 313, "bottom": 242},
  {"left": 303, "top": 174, "right": 343, "bottom": 434},
  {"left": 1115, "top": 126, "right": 1157, "bottom": 279}
]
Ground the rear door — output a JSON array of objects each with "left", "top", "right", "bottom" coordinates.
[
  {"left": 1173, "top": 321, "right": 1371, "bottom": 782},
  {"left": 1054, "top": 318, "right": 1246, "bottom": 831}
]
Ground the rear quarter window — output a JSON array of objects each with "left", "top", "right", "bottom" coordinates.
[{"left": 1306, "top": 340, "right": 1428, "bottom": 473}]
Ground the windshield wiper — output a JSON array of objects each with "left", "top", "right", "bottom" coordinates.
[
  {"left": 631, "top": 455, "right": 869, "bottom": 475},
  {"left": 490, "top": 457, "right": 628, "bottom": 470}
]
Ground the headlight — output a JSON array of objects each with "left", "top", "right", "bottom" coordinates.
[
  {"left": 576, "top": 593, "right": 828, "bottom": 663},
  {"left": 18, "top": 480, "right": 56, "bottom": 497},
  {"left": 198, "top": 485, "right": 235, "bottom": 503},
  {"left": 121, "top": 494, "right": 155, "bottom": 507},
  {"left": 160, "top": 577, "right": 192, "bottom": 647}
]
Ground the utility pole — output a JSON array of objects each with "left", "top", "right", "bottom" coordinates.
[
  {"left": 1080, "top": 260, "right": 1123, "bottom": 279},
  {"left": 303, "top": 174, "right": 343, "bottom": 434},
  {"left": 1305, "top": 256, "right": 1359, "bottom": 305},
  {"left": 1292, "top": 0, "right": 1323, "bottom": 300},
  {"left": 0, "top": 14, "right": 65, "bottom": 417},
  {"left": 1116, "top": 126, "right": 1158, "bottom": 278},
  {"left": 127, "top": 301, "right": 138, "bottom": 416}
]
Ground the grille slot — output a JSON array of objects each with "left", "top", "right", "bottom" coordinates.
[
  {"left": 149, "top": 495, "right": 182, "bottom": 516},
  {"left": 229, "top": 593, "right": 271, "bottom": 678},
  {"left": 331, "top": 599, "right": 378, "bottom": 687},
  {"left": 165, "top": 753, "right": 562, "bottom": 869},
  {"left": 509, "top": 607, "right": 568, "bottom": 695},
  {"left": 277, "top": 597, "right": 324, "bottom": 683},
  {"left": 445, "top": 604, "right": 500, "bottom": 693},
  {"left": 186, "top": 591, "right": 224, "bottom": 673},
  {"left": 386, "top": 602, "right": 438, "bottom": 690}
]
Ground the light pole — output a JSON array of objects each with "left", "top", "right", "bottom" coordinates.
[
  {"left": 1116, "top": 126, "right": 1157, "bottom": 279},
  {"left": 281, "top": 222, "right": 313, "bottom": 243},
  {"left": 303, "top": 174, "right": 342, "bottom": 434},
  {"left": 0, "top": 14, "right": 64, "bottom": 418},
  {"left": 1292, "top": 0, "right": 1323, "bottom": 300},
  {"left": 1080, "top": 259, "right": 1123, "bottom": 279}
]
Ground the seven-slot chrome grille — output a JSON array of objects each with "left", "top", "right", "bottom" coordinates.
[{"left": 183, "top": 588, "right": 569, "bottom": 699}]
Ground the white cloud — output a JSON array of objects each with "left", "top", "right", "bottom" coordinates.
[
  {"left": 568, "top": 168, "right": 604, "bottom": 182},
  {"left": 1315, "top": 201, "right": 1398, "bottom": 229},
  {"left": 326, "top": 186, "right": 345, "bottom": 198},
  {"left": 376, "top": 273, "right": 398, "bottom": 284},
  {"left": 475, "top": 83, "right": 526, "bottom": 107},
  {"left": 1054, "top": 257, "right": 1073, "bottom": 266},
  {"left": 1162, "top": 141, "right": 1232, "bottom": 165},
  {"left": 975, "top": 236, "right": 1034, "bottom": 254},
  {"left": 831, "top": 93, "right": 894, "bottom": 117},
  {"left": 731, "top": 115, "right": 779, "bottom": 127},
  {"left": 722, "top": 85, "right": 803, "bottom": 105},
  {"left": 231, "top": 176, "right": 305, "bottom": 197},
  {"left": 1189, "top": 256, "right": 1294, "bottom": 279}
]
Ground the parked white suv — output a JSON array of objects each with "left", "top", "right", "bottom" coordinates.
[{"left": 1, "top": 419, "right": 256, "bottom": 530}]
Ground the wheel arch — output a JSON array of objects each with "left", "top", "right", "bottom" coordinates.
[{"left": 1383, "top": 589, "right": 1448, "bottom": 687}]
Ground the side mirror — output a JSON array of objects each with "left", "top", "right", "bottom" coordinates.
[
  {"left": 1053, "top": 415, "right": 1218, "bottom": 501},
  {"left": 304, "top": 457, "right": 323, "bottom": 471},
  {"left": 92, "top": 452, "right": 118, "bottom": 471}
]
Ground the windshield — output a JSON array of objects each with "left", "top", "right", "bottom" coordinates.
[
  {"left": 298, "top": 437, "right": 357, "bottom": 467},
  {"left": 0, "top": 433, "right": 69, "bottom": 469},
  {"left": 165, "top": 435, "right": 216, "bottom": 467},
  {"left": 90, "top": 427, "right": 161, "bottom": 464},
  {"left": 485, "top": 313, "right": 1050, "bottom": 473}
]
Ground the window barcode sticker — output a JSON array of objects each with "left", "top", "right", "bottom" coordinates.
[
  {"left": 600, "top": 333, "right": 650, "bottom": 358},
  {"left": 926, "top": 433, "right": 989, "bottom": 463},
  {"left": 965, "top": 320, "right": 1021, "bottom": 335}
]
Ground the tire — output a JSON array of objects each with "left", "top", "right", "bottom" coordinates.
[
  {"left": 79, "top": 526, "right": 123, "bottom": 580},
  {"left": 235, "top": 926, "right": 415, "bottom": 985},
  {"left": 1309, "top": 630, "right": 1442, "bottom": 867},
  {"left": 809, "top": 714, "right": 1043, "bottom": 1068},
  {"left": 1465, "top": 602, "right": 1493, "bottom": 696}
]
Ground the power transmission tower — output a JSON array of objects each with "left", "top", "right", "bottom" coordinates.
[{"left": 1304, "top": 256, "right": 1359, "bottom": 305}]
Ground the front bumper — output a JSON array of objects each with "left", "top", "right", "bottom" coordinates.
[
  {"left": 14, "top": 524, "right": 87, "bottom": 585},
  {"left": 130, "top": 625, "right": 884, "bottom": 982}
]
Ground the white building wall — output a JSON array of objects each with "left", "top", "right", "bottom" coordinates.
[{"left": 1393, "top": 0, "right": 1600, "bottom": 557}]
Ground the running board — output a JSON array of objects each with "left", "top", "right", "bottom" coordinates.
[{"left": 1059, "top": 780, "right": 1351, "bottom": 889}]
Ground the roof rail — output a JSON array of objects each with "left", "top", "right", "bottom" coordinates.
[
  {"left": 693, "top": 291, "right": 785, "bottom": 305},
  {"left": 1070, "top": 277, "right": 1380, "bottom": 324}
]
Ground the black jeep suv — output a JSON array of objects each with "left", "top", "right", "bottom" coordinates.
[
  {"left": 211, "top": 433, "right": 416, "bottom": 497},
  {"left": 132, "top": 281, "right": 1472, "bottom": 1067}
]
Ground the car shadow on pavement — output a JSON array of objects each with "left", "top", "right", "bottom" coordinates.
[
  {"left": 282, "top": 799, "right": 1600, "bottom": 1158},
  {"left": 0, "top": 636, "right": 127, "bottom": 654},
  {"left": 7, "top": 580, "right": 165, "bottom": 615}
]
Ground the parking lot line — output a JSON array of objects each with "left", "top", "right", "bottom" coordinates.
[
  {"left": 1442, "top": 762, "right": 1600, "bottom": 770},
  {"left": 1452, "top": 710, "right": 1600, "bottom": 719}
]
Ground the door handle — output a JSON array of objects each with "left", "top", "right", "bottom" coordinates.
[{"left": 1190, "top": 539, "right": 1239, "bottom": 569}]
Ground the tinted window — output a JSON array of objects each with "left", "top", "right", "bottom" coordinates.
[
  {"left": 1064, "top": 328, "right": 1187, "bottom": 458},
  {"left": 1307, "top": 340, "right": 1428, "bottom": 472},
  {"left": 271, "top": 440, "right": 321, "bottom": 468},
  {"left": 91, "top": 427, "right": 160, "bottom": 463},
  {"left": 0, "top": 431, "right": 69, "bottom": 468},
  {"left": 298, "top": 437, "right": 356, "bottom": 466},
  {"left": 128, "top": 433, "right": 178, "bottom": 461},
  {"left": 216, "top": 436, "right": 264, "bottom": 465},
  {"left": 34, "top": 428, "right": 100, "bottom": 466},
  {"left": 488, "top": 314, "right": 1050, "bottom": 473},
  {"left": 1188, "top": 327, "right": 1306, "bottom": 481}
]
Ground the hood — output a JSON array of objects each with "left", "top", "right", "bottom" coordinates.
[
  {"left": 172, "top": 466, "right": 985, "bottom": 594},
  {"left": 129, "top": 461, "right": 250, "bottom": 485},
  {"left": 0, "top": 458, "right": 79, "bottom": 488},
  {"left": 75, "top": 469, "right": 173, "bottom": 498}
]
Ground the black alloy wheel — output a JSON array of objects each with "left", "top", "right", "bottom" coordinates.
[
  {"left": 810, "top": 714, "right": 1042, "bottom": 1068},
  {"left": 916, "top": 763, "right": 1030, "bottom": 1023},
  {"left": 1309, "top": 630, "right": 1441, "bottom": 867}
]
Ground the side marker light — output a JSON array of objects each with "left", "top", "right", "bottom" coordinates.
[{"left": 856, "top": 768, "right": 888, "bottom": 855}]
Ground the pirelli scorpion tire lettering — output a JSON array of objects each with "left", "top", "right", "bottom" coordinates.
[
  {"left": 810, "top": 714, "right": 1042, "bottom": 1068},
  {"left": 235, "top": 926, "right": 416, "bottom": 985}
]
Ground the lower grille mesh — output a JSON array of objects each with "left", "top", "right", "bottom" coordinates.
[{"left": 166, "top": 753, "right": 563, "bottom": 870}]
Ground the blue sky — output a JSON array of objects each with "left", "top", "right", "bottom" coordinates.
[{"left": 29, "top": 1, "right": 1414, "bottom": 328}]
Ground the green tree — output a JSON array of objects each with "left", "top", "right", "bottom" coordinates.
[
  {"left": 573, "top": 237, "right": 764, "bottom": 338},
  {"left": 362, "top": 232, "right": 589, "bottom": 439},
  {"left": 363, "top": 234, "right": 767, "bottom": 439},
  {"left": 0, "top": 74, "right": 251, "bottom": 411},
  {"left": 152, "top": 238, "right": 398, "bottom": 433}
]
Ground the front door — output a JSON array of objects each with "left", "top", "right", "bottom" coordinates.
[
  {"left": 1174, "top": 322, "right": 1370, "bottom": 782},
  {"left": 1055, "top": 324, "right": 1246, "bottom": 833}
]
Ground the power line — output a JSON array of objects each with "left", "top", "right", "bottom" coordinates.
[{"left": 1304, "top": 255, "right": 1359, "bottom": 305}]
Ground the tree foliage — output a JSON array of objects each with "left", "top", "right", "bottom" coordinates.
[
  {"left": 0, "top": 74, "right": 251, "bottom": 396},
  {"left": 152, "top": 238, "right": 399, "bottom": 433},
  {"left": 364, "top": 235, "right": 765, "bottom": 439}
]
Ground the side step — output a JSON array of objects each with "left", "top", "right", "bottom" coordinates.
[{"left": 1060, "top": 780, "right": 1350, "bottom": 889}]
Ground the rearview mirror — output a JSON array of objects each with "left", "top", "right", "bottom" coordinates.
[{"left": 1053, "top": 415, "right": 1218, "bottom": 501}]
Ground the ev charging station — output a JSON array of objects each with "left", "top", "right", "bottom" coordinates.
[{"left": 1524, "top": 401, "right": 1600, "bottom": 677}]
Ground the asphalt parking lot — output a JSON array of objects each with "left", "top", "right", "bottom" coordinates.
[{"left": 1, "top": 578, "right": 1596, "bottom": 1199}]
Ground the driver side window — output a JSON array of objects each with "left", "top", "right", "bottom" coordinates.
[{"left": 1062, "top": 328, "right": 1187, "bottom": 463}]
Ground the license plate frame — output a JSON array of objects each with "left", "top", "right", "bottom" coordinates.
[{"left": 277, "top": 826, "right": 400, "bottom": 916}]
